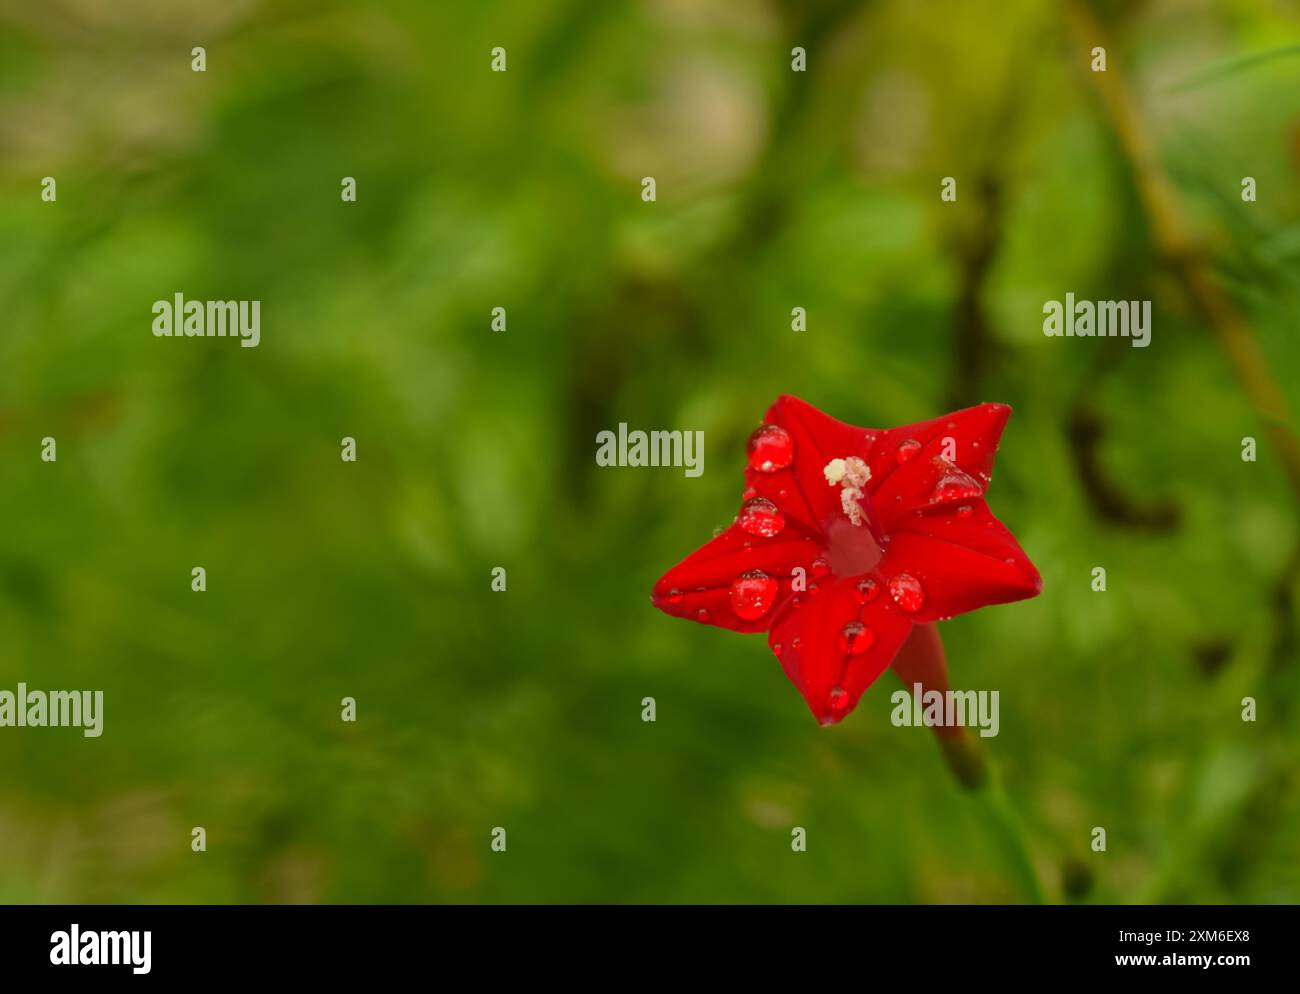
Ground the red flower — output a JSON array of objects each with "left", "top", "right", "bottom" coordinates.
[{"left": 651, "top": 396, "right": 1042, "bottom": 726}]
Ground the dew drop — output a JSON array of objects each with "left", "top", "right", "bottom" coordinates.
[
  {"left": 747, "top": 424, "right": 794, "bottom": 473},
  {"left": 696, "top": 607, "right": 710, "bottom": 621},
  {"left": 729, "top": 569, "right": 778, "bottom": 621},
  {"left": 956, "top": 504, "right": 974, "bottom": 518},
  {"left": 737, "top": 496, "right": 785, "bottom": 537},
  {"left": 791, "top": 637, "right": 801, "bottom": 650},
  {"left": 839, "top": 621, "right": 874, "bottom": 654},
  {"left": 742, "top": 486, "right": 758, "bottom": 500},
  {"left": 829, "top": 687, "right": 849, "bottom": 711},
  {"left": 810, "top": 558, "right": 830, "bottom": 579},
  {"left": 896, "top": 438, "right": 922, "bottom": 464},
  {"left": 666, "top": 587, "right": 683, "bottom": 604},
  {"left": 772, "top": 642, "right": 783, "bottom": 656},
  {"left": 929, "top": 459, "right": 984, "bottom": 506},
  {"left": 888, "top": 573, "right": 925, "bottom": 612},
  {"left": 854, "top": 577, "right": 880, "bottom": 604}
]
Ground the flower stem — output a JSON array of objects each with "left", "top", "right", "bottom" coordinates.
[
  {"left": 939, "top": 729, "right": 1047, "bottom": 904},
  {"left": 893, "top": 627, "right": 1047, "bottom": 902}
]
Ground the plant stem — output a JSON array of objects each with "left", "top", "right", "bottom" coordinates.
[
  {"left": 939, "top": 729, "right": 1047, "bottom": 904},
  {"left": 1064, "top": 0, "right": 1300, "bottom": 506}
]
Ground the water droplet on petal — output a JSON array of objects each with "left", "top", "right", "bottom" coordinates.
[
  {"left": 810, "top": 558, "right": 830, "bottom": 579},
  {"left": 742, "top": 486, "right": 758, "bottom": 500},
  {"left": 839, "top": 621, "right": 874, "bottom": 654},
  {"left": 829, "top": 687, "right": 849, "bottom": 711},
  {"left": 854, "top": 577, "right": 880, "bottom": 604},
  {"left": 729, "top": 569, "right": 777, "bottom": 621},
  {"left": 791, "top": 637, "right": 801, "bottom": 650},
  {"left": 737, "top": 496, "right": 785, "bottom": 537},
  {"left": 956, "top": 504, "right": 974, "bottom": 518},
  {"left": 930, "top": 460, "right": 984, "bottom": 506},
  {"left": 696, "top": 607, "right": 710, "bottom": 621},
  {"left": 747, "top": 424, "right": 793, "bottom": 473},
  {"left": 896, "top": 438, "right": 922, "bottom": 464},
  {"left": 667, "top": 587, "right": 683, "bottom": 604},
  {"left": 772, "top": 642, "right": 783, "bottom": 656},
  {"left": 888, "top": 573, "right": 926, "bottom": 612}
]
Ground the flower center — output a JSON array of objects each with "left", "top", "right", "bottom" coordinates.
[
  {"left": 822, "top": 456, "right": 885, "bottom": 576},
  {"left": 823, "top": 457, "right": 871, "bottom": 527},
  {"left": 825, "top": 514, "right": 884, "bottom": 577}
]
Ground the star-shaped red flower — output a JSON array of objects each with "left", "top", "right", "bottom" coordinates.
[{"left": 651, "top": 396, "right": 1042, "bottom": 725}]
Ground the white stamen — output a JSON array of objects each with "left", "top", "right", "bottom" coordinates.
[
  {"left": 841, "top": 490, "right": 866, "bottom": 526},
  {"left": 842, "top": 457, "right": 870, "bottom": 489},
  {"left": 823, "top": 457, "right": 872, "bottom": 527}
]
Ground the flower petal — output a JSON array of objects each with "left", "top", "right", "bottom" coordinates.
[
  {"left": 743, "top": 395, "right": 878, "bottom": 534},
  {"left": 767, "top": 576, "right": 914, "bottom": 725},
  {"left": 868, "top": 403, "right": 1011, "bottom": 530},
  {"left": 879, "top": 501, "right": 1042, "bottom": 623},
  {"left": 651, "top": 522, "right": 822, "bottom": 633}
]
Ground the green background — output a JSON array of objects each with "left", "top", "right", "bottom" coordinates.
[{"left": 1, "top": 0, "right": 1297, "bottom": 903}]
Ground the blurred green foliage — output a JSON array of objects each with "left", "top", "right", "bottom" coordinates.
[{"left": 0, "top": 0, "right": 1298, "bottom": 903}]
